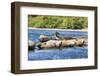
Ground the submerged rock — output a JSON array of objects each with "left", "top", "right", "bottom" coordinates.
[{"left": 28, "top": 40, "right": 35, "bottom": 50}]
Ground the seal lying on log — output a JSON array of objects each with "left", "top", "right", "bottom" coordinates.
[
  {"left": 39, "top": 40, "right": 62, "bottom": 49},
  {"left": 51, "top": 32, "right": 63, "bottom": 40},
  {"left": 37, "top": 38, "right": 87, "bottom": 49},
  {"left": 75, "top": 38, "right": 86, "bottom": 46},
  {"left": 39, "top": 35, "right": 49, "bottom": 42},
  {"left": 61, "top": 39, "right": 76, "bottom": 47},
  {"left": 51, "top": 32, "right": 79, "bottom": 40}
]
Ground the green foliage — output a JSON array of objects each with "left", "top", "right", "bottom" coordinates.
[{"left": 28, "top": 15, "right": 88, "bottom": 29}]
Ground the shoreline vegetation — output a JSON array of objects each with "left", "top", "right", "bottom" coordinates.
[{"left": 28, "top": 15, "right": 88, "bottom": 29}]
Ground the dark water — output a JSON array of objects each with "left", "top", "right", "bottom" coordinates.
[{"left": 28, "top": 29, "right": 88, "bottom": 60}]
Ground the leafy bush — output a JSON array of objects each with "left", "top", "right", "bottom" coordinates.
[{"left": 28, "top": 15, "right": 88, "bottom": 29}]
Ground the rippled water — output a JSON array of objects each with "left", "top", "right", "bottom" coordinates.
[{"left": 28, "top": 29, "right": 88, "bottom": 61}]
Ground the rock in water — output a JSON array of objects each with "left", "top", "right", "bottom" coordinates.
[
  {"left": 39, "top": 35, "right": 49, "bottom": 42},
  {"left": 28, "top": 40, "right": 35, "bottom": 50}
]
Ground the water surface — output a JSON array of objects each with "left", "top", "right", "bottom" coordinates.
[{"left": 28, "top": 29, "right": 88, "bottom": 61}]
